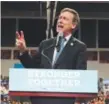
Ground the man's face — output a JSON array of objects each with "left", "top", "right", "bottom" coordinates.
[{"left": 56, "top": 11, "right": 76, "bottom": 34}]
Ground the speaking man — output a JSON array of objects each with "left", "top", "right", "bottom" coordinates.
[{"left": 16, "top": 8, "right": 87, "bottom": 104}]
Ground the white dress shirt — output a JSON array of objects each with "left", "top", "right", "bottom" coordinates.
[{"left": 52, "top": 34, "right": 72, "bottom": 65}]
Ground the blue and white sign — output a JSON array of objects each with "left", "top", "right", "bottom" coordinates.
[{"left": 9, "top": 69, "right": 98, "bottom": 93}]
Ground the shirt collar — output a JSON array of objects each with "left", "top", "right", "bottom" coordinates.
[{"left": 64, "top": 34, "right": 72, "bottom": 42}]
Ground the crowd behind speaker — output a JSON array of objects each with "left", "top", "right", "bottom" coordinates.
[{"left": 0, "top": 75, "right": 109, "bottom": 104}]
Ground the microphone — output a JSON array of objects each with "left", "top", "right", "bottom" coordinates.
[
  {"left": 56, "top": 32, "right": 63, "bottom": 52},
  {"left": 41, "top": 32, "right": 63, "bottom": 68}
]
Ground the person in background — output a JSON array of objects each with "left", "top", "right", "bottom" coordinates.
[{"left": 98, "top": 78, "right": 104, "bottom": 92}]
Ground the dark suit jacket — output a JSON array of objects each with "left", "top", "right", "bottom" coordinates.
[
  {"left": 19, "top": 36, "right": 87, "bottom": 70},
  {"left": 18, "top": 36, "right": 87, "bottom": 104}
]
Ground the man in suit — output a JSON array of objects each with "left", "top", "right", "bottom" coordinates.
[{"left": 16, "top": 8, "right": 87, "bottom": 104}]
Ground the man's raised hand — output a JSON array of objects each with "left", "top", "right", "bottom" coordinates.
[{"left": 16, "top": 31, "right": 27, "bottom": 53}]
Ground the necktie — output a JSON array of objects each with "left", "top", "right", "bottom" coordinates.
[{"left": 53, "top": 37, "right": 65, "bottom": 65}]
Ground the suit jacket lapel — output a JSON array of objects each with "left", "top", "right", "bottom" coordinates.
[
  {"left": 46, "top": 46, "right": 54, "bottom": 63},
  {"left": 43, "top": 38, "right": 56, "bottom": 63}
]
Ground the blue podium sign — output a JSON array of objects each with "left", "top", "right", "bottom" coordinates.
[{"left": 9, "top": 69, "right": 98, "bottom": 93}]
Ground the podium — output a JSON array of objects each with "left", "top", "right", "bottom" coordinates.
[{"left": 9, "top": 69, "right": 98, "bottom": 104}]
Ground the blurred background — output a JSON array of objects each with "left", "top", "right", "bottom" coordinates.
[{"left": 1, "top": 1, "right": 109, "bottom": 104}]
